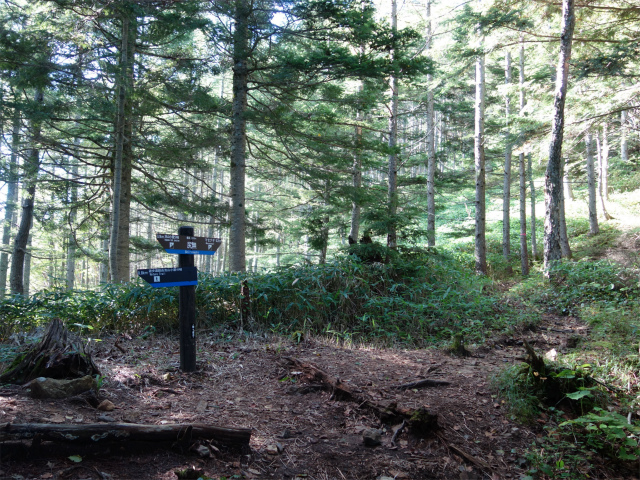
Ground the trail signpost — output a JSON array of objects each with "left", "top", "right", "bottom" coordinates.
[
  {"left": 137, "top": 267, "right": 198, "bottom": 288},
  {"left": 156, "top": 234, "right": 222, "bottom": 255},
  {"left": 137, "top": 226, "right": 222, "bottom": 372}
]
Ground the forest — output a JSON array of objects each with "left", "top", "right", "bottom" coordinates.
[{"left": 0, "top": 0, "right": 640, "bottom": 478}]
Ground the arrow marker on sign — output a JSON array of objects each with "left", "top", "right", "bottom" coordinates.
[{"left": 156, "top": 233, "right": 222, "bottom": 255}]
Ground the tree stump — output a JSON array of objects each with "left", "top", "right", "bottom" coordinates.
[{"left": 0, "top": 319, "right": 101, "bottom": 385}]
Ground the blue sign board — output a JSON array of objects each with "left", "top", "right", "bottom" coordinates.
[{"left": 137, "top": 267, "right": 198, "bottom": 288}]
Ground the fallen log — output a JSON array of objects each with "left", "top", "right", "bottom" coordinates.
[
  {"left": 283, "top": 357, "right": 438, "bottom": 434},
  {"left": 1, "top": 423, "right": 252, "bottom": 447},
  {"left": 390, "top": 378, "right": 451, "bottom": 390}
]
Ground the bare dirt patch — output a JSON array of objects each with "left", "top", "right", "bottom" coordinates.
[{"left": 0, "top": 316, "right": 589, "bottom": 480}]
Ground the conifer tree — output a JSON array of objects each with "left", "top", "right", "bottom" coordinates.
[{"left": 544, "top": 0, "right": 575, "bottom": 273}]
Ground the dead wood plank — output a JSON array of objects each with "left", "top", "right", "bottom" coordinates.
[
  {"left": 283, "top": 357, "right": 438, "bottom": 434},
  {"left": 1, "top": 423, "right": 251, "bottom": 446},
  {"left": 390, "top": 378, "right": 451, "bottom": 390}
]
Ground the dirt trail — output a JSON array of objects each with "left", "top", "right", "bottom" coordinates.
[{"left": 0, "top": 316, "right": 588, "bottom": 480}]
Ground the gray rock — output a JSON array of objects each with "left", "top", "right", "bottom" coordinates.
[
  {"left": 362, "top": 428, "right": 382, "bottom": 447},
  {"left": 193, "top": 444, "right": 211, "bottom": 458}
]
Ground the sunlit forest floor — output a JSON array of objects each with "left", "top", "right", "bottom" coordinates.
[{"left": 0, "top": 313, "right": 595, "bottom": 480}]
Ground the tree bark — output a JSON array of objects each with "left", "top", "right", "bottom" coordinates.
[
  {"left": 503, "top": 51, "right": 512, "bottom": 272},
  {"left": 229, "top": 0, "right": 250, "bottom": 272},
  {"left": 23, "top": 236, "right": 32, "bottom": 297},
  {"left": 519, "top": 153, "right": 529, "bottom": 275},
  {"left": 595, "top": 129, "right": 612, "bottom": 220},
  {"left": 600, "top": 123, "right": 610, "bottom": 201},
  {"left": 10, "top": 89, "right": 43, "bottom": 296},
  {"left": 544, "top": 0, "right": 575, "bottom": 273},
  {"left": 585, "top": 131, "right": 599, "bottom": 235},
  {"left": 474, "top": 50, "right": 487, "bottom": 275},
  {"left": 99, "top": 233, "right": 109, "bottom": 284},
  {"left": 527, "top": 153, "right": 537, "bottom": 261},
  {"left": 350, "top": 97, "right": 363, "bottom": 242},
  {"left": 109, "top": 14, "right": 128, "bottom": 282},
  {"left": 518, "top": 37, "right": 529, "bottom": 274},
  {"left": 563, "top": 169, "right": 573, "bottom": 201},
  {"left": 109, "top": 12, "right": 135, "bottom": 283},
  {"left": 620, "top": 109, "right": 628, "bottom": 162},
  {"left": 387, "top": 0, "right": 398, "bottom": 250},
  {"left": 0, "top": 108, "right": 20, "bottom": 298},
  {"left": 425, "top": 0, "right": 436, "bottom": 247},
  {"left": 66, "top": 147, "right": 79, "bottom": 290},
  {"left": 559, "top": 156, "right": 572, "bottom": 259}
]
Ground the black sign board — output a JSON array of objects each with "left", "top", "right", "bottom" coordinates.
[
  {"left": 156, "top": 234, "right": 222, "bottom": 255},
  {"left": 137, "top": 267, "right": 198, "bottom": 288}
]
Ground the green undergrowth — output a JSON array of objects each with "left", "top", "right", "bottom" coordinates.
[
  {"left": 497, "top": 254, "right": 640, "bottom": 479},
  {"left": 197, "top": 248, "right": 510, "bottom": 345},
  {"left": 0, "top": 247, "right": 527, "bottom": 346}
]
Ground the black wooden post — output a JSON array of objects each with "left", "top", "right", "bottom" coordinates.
[{"left": 178, "top": 226, "right": 196, "bottom": 371}]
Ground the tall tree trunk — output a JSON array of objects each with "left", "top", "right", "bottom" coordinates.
[
  {"left": 601, "top": 123, "right": 610, "bottom": 201},
  {"left": 0, "top": 108, "right": 20, "bottom": 298},
  {"left": 474, "top": 47, "right": 487, "bottom": 275},
  {"left": 503, "top": 51, "right": 512, "bottom": 272},
  {"left": 519, "top": 153, "right": 529, "bottom": 275},
  {"left": 66, "top": 53, "right": 84, "bottom": 291},
  {"left": 528, "top": 153, "right": 538, "bottom": 261},
  {"left": 559, "top": 156, "right": 572, "bottom": 259},
  {"left": 620, "top": 110, "right": 628, "bottom": 162},
  {"left": 208, "top": 78, "right": 225, "bottom": 274},
  {"left": 544, "top": 0, "right": 575, "bottom": 273},
  {"left": 146, "top": 217, "right": 153, "bottom": 270},
  {"left": 23, "top": 236, "right": 32, "bottom": 297},
  {"left": 10, "top": 89, "right": 43, "bottom": 295},
  {"left": 109, "top": 12, "right": 136, "bottom": 282},
  {"left": 350, "top": 104, "right": 362, "bottom": 242},
  {"left": 66, "top": 158, "right": 78, "bottom": 290},
  {"left": 222, "top": 231, "right": 229, "bottom": 273},
  {"left": 387, "top": 0, "right": 398, "bottom": 250},
  {"left": 229, "top": 0, "right": 250, "bottom": 272},
  {"left": 563, "top": 161, "right": 574, "bottom": 201},
  {"left": 319, "top": 183, "right": 331, "bottom": 264},
  {"left": 517, "top": 35, "right": 529, "bottom": 273},
  {"left": 425, "top": 0, "right": 436, "bottom": 247},
  {"left": 596, "top": 129, "right": 612, "bottom": 220},
  {"left": 252, "top": 230, "right": 259, "bottom": 271},
  {"left": 585, "top": 131, "right": 599, "bottom": 235}
]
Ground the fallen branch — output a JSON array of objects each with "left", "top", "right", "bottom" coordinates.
[
  {"left": 113, "top": 335, "right": 126, "bottom": 354},
  {"left": 1, "top": 423, "right": 251, "bottom": 447},
  {"left": 587, "top": 375, "right": 623, "bottom": 393},
  {"left": 437, "top": 432, "right": 492, "bottom": 472},
  {"left": 390, "top": 420, "right": 406, "bottom": 447},
  {"left": 390, "top": 378, "right": 451, "bottom": 390},
  {"left": 283, "top": 357, "right": 438, "bottom": 434}
]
